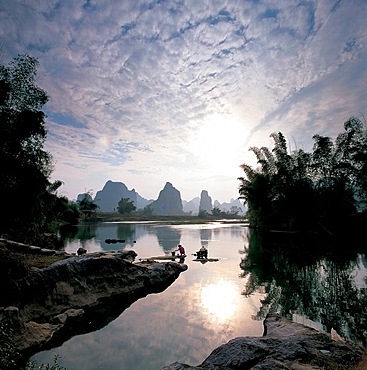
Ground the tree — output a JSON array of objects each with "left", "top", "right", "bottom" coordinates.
[
  {"left": 198, "top": 209, "right": 209, "bottom": 218},
  {"left": 117, "top": 198, "right": 136, "bottom": 215},
  {"left": 0, "top": 54, "right": 69, "bottom": 242},
  {"left": 238, "top": 117, "right": 367, "bottom": 232},
  {"left": 143, "top": 204, "right": 154, "bottom": 215},
  {"left": 211, "top": 207, "right": 223, "bottom": 217},
  {"left": 78, "top": 193, "right": 99, "bottom": 219},
  {"left": 230, "top": 206, "right": 241, "bottom": 215},
  {"left": 55, "top": 198, "right": 81, "bottom": 225}
]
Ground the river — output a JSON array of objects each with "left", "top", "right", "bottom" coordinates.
[
  {"left": 30, "top": 222, "right": 266, "bottom": 370},
  {"left": 30, "top": 221, "right": 367, "bottom": 369}
]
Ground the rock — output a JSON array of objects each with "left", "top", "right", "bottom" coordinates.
[
  {"left": 94, "top": 180, "right": 138, "bottom": 212},
  {"left": 199, "top": 190, "right": 212, "bottom": 213},
  {"left": 0, "top": 249, "right": 187, "bottom": 367},
  {"left": 214, "top": 198, "right": 246, "bottom": 214},
  {"left": 183, "top": 197, "right": 200, "bottom": 215},
  {"left": 76, "top": 246, "right": 87, "bottom": 255},
  {"left": 161, "top": 314, "right": 365, "bottom": 370},
  {"left": 150, "top": 182, "right": 184, "bottom": 215}
]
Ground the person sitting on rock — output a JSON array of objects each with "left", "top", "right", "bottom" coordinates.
[
  {"left": 197, "top": 246, "right": 208, "bottom": 259},
  {"left": 176, "top": 244, "right": 185, "bottom": 255}
]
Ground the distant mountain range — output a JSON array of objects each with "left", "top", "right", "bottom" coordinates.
[{"left": 77, "top": 180, "right": 246, "bottom": 216}]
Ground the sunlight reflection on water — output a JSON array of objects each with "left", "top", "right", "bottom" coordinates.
[
  {"left": 201, "top": 280, "right": 239, "bottom": 322},
  {"left": 32, "top": 223, "right": 265, "bottom": 370}
]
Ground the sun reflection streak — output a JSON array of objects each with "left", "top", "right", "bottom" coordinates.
[{"left": 200, "top": 280, "right": 239, "bottom": 322}]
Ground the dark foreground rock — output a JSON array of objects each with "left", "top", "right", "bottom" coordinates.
[
  {"left": 161, "top": 314, "right": 366, "bottom": 370},
  {"left": 0, "top": 246, "right": 187, "bottom": 369}
]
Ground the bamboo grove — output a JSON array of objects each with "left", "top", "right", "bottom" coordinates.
[{"left": 238, "top": 117, "right": 367, "bottom": 233}]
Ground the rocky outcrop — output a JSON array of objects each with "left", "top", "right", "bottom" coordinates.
[
  {"left": 93, "top": 180, "right": 138, "bottom": 211},
  {"left": 214, "top": 198, "right": 246, "bottom": 214},
  {"left": 183, "top": 197, "right": 200, "bottom": 215},
  {"left": 150, "top": 182, "right": 184, "bottom": 215},
  {"left": 0, "top": 247, "right": 187, "bottom": 368},
  {"left": 199, "top": 190, "right": 212, "bottom": 213},
  {"left": 161, "top": 314, "right": 365, "bottom": 370},
  {"left": 91, "top": 180, "right": 152, "bottom": 211}
]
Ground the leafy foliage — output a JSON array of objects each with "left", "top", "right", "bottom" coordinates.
[
  {"left": 26, "top": 355, "right": 67, "bottom": 370},
  {"left": 239, "top": 117, "right": 367, "bottom": 231},
  {"left": 0, "top": 55, "right": 78, "bottom": 242},
  {"left": 143, "top": 204, "right": 154, "bottom": 215},
  {"left": 198, "top": 209, "right": 209, "bottom": 218},
  {"left": 78, "top": 194, "right": 98, "bottom": 211},
  {"left": 117, "top": 197, "right": 136, "bottom": 215}
]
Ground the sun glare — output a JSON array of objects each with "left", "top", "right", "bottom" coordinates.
[
  {"left": 189, "top": 114, "right": 246, "bottom": 171},
  {"left": 200, "top": 280, "right": 239, "bottom": 322}
]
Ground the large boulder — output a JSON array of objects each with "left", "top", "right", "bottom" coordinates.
[
  {"left": 161, "top": 314, "right": 365, "bottom": 369},
  {"left": 0, "top": 248, "right": 187, "bottom": 367}
]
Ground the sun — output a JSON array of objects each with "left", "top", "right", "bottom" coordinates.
[{"left": 189, "top": 113, "right": 246, "bottom": 172}]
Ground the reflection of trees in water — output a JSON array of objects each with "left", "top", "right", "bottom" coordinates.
[
  {"left": 59, "top": 225, "right": 97, "bottom": 247},
  {"left": 152, "top": 226, "right": 182, "bottom": 252},
  {"left": 116, "top": 224, "right": 135, "bottom": 242},
  {"left": 240, "top": 229, "right": 367, "bottom": 345}
]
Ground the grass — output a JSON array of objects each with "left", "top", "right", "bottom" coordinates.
[
  {"left": 16, "top": 252, "right": 70, "bottom": 269},
  {"left": 0, "top": 242, "right": 69, "bottom": 272}
]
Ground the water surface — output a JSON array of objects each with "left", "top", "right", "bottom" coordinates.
[{"left": 31, "top": 222, "right": 265, "bottom": 369}]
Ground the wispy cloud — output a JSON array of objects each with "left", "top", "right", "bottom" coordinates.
[{"left": 1, "top": 0, "right": 366, "bottom": 202}]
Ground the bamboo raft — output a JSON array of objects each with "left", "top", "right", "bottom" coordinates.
[
  {"left": 139, "top": 254, "right": 187, "bottom": 261},
  {"left": 193, "top": 257, "right": 219, "bottom": 262}
]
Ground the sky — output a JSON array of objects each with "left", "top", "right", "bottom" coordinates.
[{"left": 1, "top": 0, "right": 366, "bottom": 203}]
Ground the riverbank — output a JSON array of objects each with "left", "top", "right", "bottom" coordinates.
[
  {"left": 83, "top": 212, "right": 247, "bottom": 224},
  {"left": 0, "top": 238, "right": 187, "bottom": 369}
]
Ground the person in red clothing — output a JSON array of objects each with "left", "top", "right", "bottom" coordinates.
[{"left": 176, "top": 244, "right": 185, "bottom": 255}]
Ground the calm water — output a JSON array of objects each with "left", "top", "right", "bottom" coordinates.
[
  {"left": 31, "top": 222, "right": 367, "bottom": 369},
  {"left": 31, "top": 222, "right": 266, "bottom": 370}
]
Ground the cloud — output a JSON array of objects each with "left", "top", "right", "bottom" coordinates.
[{"left": 1, "top": 0, "right": 366, "bottom": 202}]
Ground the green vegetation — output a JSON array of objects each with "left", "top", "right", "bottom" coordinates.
[
  {"left": 0, "top": 55, "right": 80, "bottom": 244},
  {"left": 238, "top": 117, "right": 367, "bottom": 233},
  {"left": 77, "top": 192, "right": 99, "bottom": 220},
  {"left": 117, "top": 197, "right": 137, "bottom": 214},
  {"left": 142, "top": 203, "right": 154, "bottom": 215},
  {"left": 197, "top": 207, "right": 241, "bottom": 219},
  {"left": 26, "top": 355, "right": 67, "bottom": 370}
]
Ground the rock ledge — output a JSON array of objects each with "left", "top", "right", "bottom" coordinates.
[
  {"left": 161, "top": 314, "right": 365, "bottom": 370},
  {"left": 0, "top": 246, "right": 187, "bottom": 367}
]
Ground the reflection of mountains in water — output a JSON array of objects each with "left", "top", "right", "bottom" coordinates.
[
  {"left": 147, "top": 225, "right": 181, "bottom": 252},
  {"left": 62, "top": 223, "right": 246, "bottom": 254},
  {"left": 98, "top": 224, "right": 151, "bottom": 250}
]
